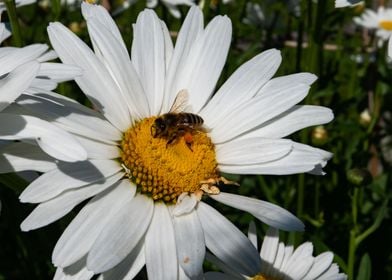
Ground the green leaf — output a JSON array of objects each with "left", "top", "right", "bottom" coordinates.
[{"left": 356, "top": 253, "right": 371, "bottom": 280}]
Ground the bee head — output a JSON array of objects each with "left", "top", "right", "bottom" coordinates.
[{"left": 151, "top": 118, "right": 167, "bottom": 137}]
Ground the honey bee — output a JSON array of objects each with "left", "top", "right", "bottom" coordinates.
[{"left": 151, "top": 89, "right": 204, "bottom": 151}]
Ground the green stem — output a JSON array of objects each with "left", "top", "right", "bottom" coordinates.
[
  {"left": 4, "top": 0, "right": 23, "bottom": 47},
  {"left": 356, "top": 199, "right": 388, "bottom": 245},
  {"left": 347, "top": 188, "right": 358, "bottom": 279},
  {"left": 352, "top": 188, "right": 358, "bottom": 225},
  {"left": 348, "top": 229, "right": 356, "bottom": 279}
]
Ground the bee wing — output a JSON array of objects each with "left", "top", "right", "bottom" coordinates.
[{"left": 169, "top": 89, "right": 190, "bottom": 113}]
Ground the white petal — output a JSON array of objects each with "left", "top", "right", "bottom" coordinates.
[
  {"left": 81, "top": 2, "right": 125, "bottom": 46},
  {"left": 160, "top": 20, "right": 173, "bottom": 71},
  {"left": 17, "top": 92, "right": 122, "bottom": 143},
  {"left": 201, "top": 49, "right": 282, "bottom": 127},
  {"left": 210, "top": 83, "right": 311, "bottom": 143},
  {"left": 237, "top": 105, "right": 333, "bottom": 139},
  {"left": 0, "top": 113, "right": 87, "bottom": 162},
  {"left": 47, "top": 22, "right": 131, "bottom": 131},
  {"left": 87, "top": 194, "right": 154, "bottom": 273},
  {"left": 0, "top": 61, "right": 39, "bottom": 112},
  {"left": 98, "top": 242, "right": 145, "bottom": 280},
  {"left": 205, "top": 253, "right": 244, "bottom": 279},
  {"left": 260, "top": 227, "right": 279, "bottom": 275},
  {"left": 87, "top": 18, "right": 150, "bottom": 120},
  {"left": 284, "top": 255, "right": 314, "bottom": 279},
  {"left": 389, "top": 36, "right": 392, "bottom": 58},
  {"left": 173, "top": 193, "right": 198, "bottom": 216},
  {"left": 180, "top": 15, "right": 232, "bottom": 113},
  {"left": 303, "top": 252, "right": 333, "bottom": 279},
  {"left": 73, "top": 135, "right": 120, "bottom": 159},
  {"left": 20, "top": 172, "right": 123, "bottom": 231},
  {"left": 317, "top": 264, "right": 340, "bottom": 280},
  {"left": 198, "top": 202, "right": 260, "bottom": 276},
  {"left": 219, "top": 142, "right": 332, "bottom": 175},
  {"left": 29, "top": 79, "right": 57, "bottom": 91},
  {"left": 145, "top": 203, "right": 178, "bottom": 280},
  {"left": 173, "top": 208, "right": 205, "bottom": 278},
  {"left": 210, "top": 192, "right": 304, "bottom": 231},
  {"left": 281, "top": 242, "right": 314, "bottom": 273},
  {"left": 247, "top": 221, "right": 258, "bottom": 248},
  {"left": 279, "top": 245, "right": 294, "bottom": 275},
  {"left": 269, "top": 242, "right": 286, "bottom": 278},
  {"left": 204, "top": 272, "right": 239, "bottom": 280},
  {"left": 37, "top": 63, "right": 82, "bottom": 82},
  {"left": 132, "top": 9, "right": 166, "bottom": 116},
  {"left": 54, "top": 257, "right": 94, "bottom": 280},
  {"left": 20, "top": 159, "right": 122, "bottom": 203},
  {"left": 0, "top": 142, "right": 56, "bottom": 173},
  {"left": 36, "top": 49, "right": 58, "bottom": 62},
  {"left": 53, "top": 180, "right": 136, "bottom": 267},
  {"left": 0, "top": 44, "right": 47, "bottom": 77},
  {"left": 162, "top": 6, "right": 203, "bottom": 113},
  {"left": 216, "top": 138, "right": 293, "bottom": 165}
]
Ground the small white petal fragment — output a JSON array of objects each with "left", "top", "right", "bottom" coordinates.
[
  {"left": 210, "top": 192, "right": 304, "bottom": 231},
  {"left": 335, "top": 0, "right": 363, "bottom": 8},
  {"left": 0, "top": 113, "right": 87, "bottom": 162}
]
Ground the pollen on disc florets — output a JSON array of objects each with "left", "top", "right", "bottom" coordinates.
[{"left": 120, "top": 117, "right": 219, "bottom": 204}]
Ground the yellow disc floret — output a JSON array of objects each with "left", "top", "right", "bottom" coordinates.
[
  {"left": 250, "top": 274, "right": 280, "bottom": 280},
  {"left": 379, "top": 20, "right": 392, "bottom": 30},
  {"left": 120, "top": 117, "right": 218, "bottom": 204}
]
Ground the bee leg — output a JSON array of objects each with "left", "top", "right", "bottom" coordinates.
[{"left": 166, "top": 134, "right": 177, "bottom": 148}]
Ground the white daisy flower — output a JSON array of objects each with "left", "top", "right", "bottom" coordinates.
[
  {"left": 0, "top": 22, "right": 87, "bottom": 162},
  {"left": 0, "top": 0, "right": 36, "bottom": 13},
  {"left": 354, "top": 7, "right": 392, "bottom": 43},
  {"left": 205, "top": 224, "right": 348, "bottom": 280},
  {"left": 335, "top": 0, "right": 363, "bottom": 8},
  {"left": 4, "top": 3, "right": 334, "bottom": 278}
]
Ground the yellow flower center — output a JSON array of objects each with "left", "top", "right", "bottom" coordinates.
[
  {"left": 250, "top": 274, "right": 280, "bottom": 280},
  {"left": 120, "top": 117, "right": 219, "bottom": 204},
  {"left": 379, "top": 20, "right": 392, "bottom": 31}
]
